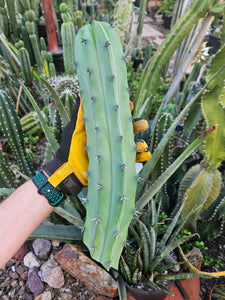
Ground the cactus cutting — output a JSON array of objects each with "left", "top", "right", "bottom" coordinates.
[{"left": 74, "top": 21, "right": 137, "bottom": 270}]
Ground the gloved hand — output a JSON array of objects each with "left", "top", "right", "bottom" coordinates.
[{"left": 43, "top": 95, "right": 151, "bottom": 196}]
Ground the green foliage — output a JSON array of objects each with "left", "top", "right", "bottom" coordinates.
[
  {"left": 120, "top": 199, "right": 209, "bottom": 292},
  {"left": 159, "top": 0, "right": 176, "bottom": 16}
]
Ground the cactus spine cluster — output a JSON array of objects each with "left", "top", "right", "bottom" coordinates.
[
  {"left": 75, "top": 21, "right": 137, "bottom": 270},
  {"left": 60, "top": 2, "right": 76, "bottom": 76}
]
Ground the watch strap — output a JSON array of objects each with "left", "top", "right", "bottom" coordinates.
[{"left": 32, "top": 171, "right": 66, "bottom": 206}]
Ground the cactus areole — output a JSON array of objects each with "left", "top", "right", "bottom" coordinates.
[{"left": 74, "top": 21, "right": 137, "bottom": 270}]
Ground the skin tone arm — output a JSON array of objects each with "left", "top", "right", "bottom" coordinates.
[{"left": 0, "top": 180, "right": 54, "bottom": 268}]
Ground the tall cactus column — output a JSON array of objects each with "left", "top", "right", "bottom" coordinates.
[{"left": 75, "top": 21, "right": 137, "bottom": 270}]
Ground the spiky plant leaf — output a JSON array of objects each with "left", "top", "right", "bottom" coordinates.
[{"left": 181, "top": 168, "right": 214, "bottom": 231}]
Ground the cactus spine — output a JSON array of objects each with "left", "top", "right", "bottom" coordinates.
[
  {"left": 60, "top": 3, "right": 76, "bottom": 76},
  {"left": 133, "top": 0, "right": 218, "bottom": 118},
  {"left": 75, "top": 21, "right": 137, "bottom": 270},
  {"left": 0, "top": 90, "right": 34, "bottom": 177}
]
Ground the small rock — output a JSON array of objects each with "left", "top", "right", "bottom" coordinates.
[
  {"left": 13, "top": 242, "right": 29, "bottom": 260},
  {"left": 32, "top": 239, "right": 52, "bottom": 260},
  {"left": 22, "top": 292, "right": 34, "bottom": 300},
  {"left": 39, "top": 258, "right": 64, "bottom": 289},
  {"left": 55, "top": 244, "right": 118, "bottom": 298},
  {"left": 19, "top": 280, "right": 25, "bottom": 287},
  {"left": 34, "top": 291, "right": 52, "bottom": 300},
  {"left": 28, "top": 267, "right": 44, "bottom": 297},
  {"left": 16, "top": 265, "right": 27, "bottom": 276},
  {"left": 9, "top": 270, "right": 19, "bottom": 279},
  {"left": 24, "top": 252, "right": 41, "bottom": 268},
  {"left": 52, "top": 240, "right": 60, "bottom": 247},
  {"left": 21, "top": 271, "right": 28, "bottom": 281}
]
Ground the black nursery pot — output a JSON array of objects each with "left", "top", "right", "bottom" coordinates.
[
  {"left": 163, "top": 15, "right": 172, "bottom": 29},
  {"left": 206, "top": 29, "right": 221, "bottom": 55},
  {"left": 37, "top": 24, "right": 48, "bottom": 44},
  {"left": 86, "top": 3, "right": 99, "bottom": 17},
  {"left": 151, "top": 6, "right": 158, "bottom": 19},
  {"left": 126, "top": 284, "right": 168, "bottom": 300},
  {"left": 52, "top": 50, "right": 65, "bottom": 74}
]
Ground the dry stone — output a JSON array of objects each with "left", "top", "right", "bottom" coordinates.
[
  {"left": 55, "top": 244, "right": 118, "bottom": 298},
  {"left": 38, "top": 258, "right": 65, "bottom": 288},
  {"left": 23, "top": 252, "right": 41, "bottom": 268}
]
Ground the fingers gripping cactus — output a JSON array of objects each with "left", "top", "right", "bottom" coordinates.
[{"left": 75, "top": 21, "right": 137, "bottom": 270}]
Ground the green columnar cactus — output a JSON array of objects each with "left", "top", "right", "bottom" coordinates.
[
  {"left": 0, "top": 90, "right": 34, "bottom": 177},
  {"left": 0, "top": 149, "right": 16, "bottom": 188},
  {"left": 20, "top": 111, "right": 41, "bottom": 136},
  {"left": 5, "top": 0, "right": 18, "bottom": 40},
  {"left": 0, "top": 0, "right": 9, "bottom": 38},
  {"left": 152, "top": 112, "right": 174, "bottom": 211},
  {"left": 74, "top": 11, "right": 86, "bottom": 33},
  {"left": 135, "top": 0, "right": 147, "bottom": 48},
  {"left": 113, "top": 0, "right": 134, "bottom": 45},
  {"left": 60, "top": 3, "right": 76, "bottom": 76},
  {"left": 16, "top": 40, "right": 33, "bottom": 86},
  {"left": 75, "top": 21, "right": 137, "bottom": 270},
  {"left": 143, "top": 41, "right": 152, "bottom": 68},
  {"left": 17, "top": 0, "right": 43, "bottom": 73},
  {"left": 133, "top": 0, "right": 218, "bottom": 118}
]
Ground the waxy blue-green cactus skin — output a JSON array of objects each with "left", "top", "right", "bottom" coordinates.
[{"left": 74, "top": 21, "right": 137, "bottom": 270}]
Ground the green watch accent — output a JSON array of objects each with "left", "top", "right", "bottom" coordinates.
[{"left": 32, "top": 172, "right": 66, "bottom": 206}]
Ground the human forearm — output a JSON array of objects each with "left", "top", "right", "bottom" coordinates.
[{"left": 0, "top": 180, "right": 54, "bottom": 268}]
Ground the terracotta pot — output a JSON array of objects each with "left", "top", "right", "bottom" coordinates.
[
  {"left": 209, "top": 284, "right": 225, "bottom": 300},
  {"left": 166, "top": 278, "right": 200, "bottom": 300},
  {"left": 146, "top": 1, "right": 161, "bottom": 14}
]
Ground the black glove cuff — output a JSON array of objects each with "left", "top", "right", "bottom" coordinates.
[
  {"left": 43, "top": 158, "right": 83, "bottom": 196},
  {"left": 58, "top": 173, "right": 83, "bottom": 195}
]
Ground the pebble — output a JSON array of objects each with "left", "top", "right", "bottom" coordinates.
[
  {"left": 13, "top": 242, "right": 29, "bottom": 260},
  {"left": 39, "top": 258, "right": 65, "bottom": 289},
  {"left": 16, "top": 265, "right": 27, "bottom": 276},
  {"left": 32, "top": 239, "right": 52, "bottom": 260},
  {"left": 34, "top": 291, "right": 52, "bottom": 300},
  {"left": 9, "top": 270, "right": 19, "bottom": 279},
  {"left": 24, "top": 252, "right": 41, "bottom": 268},
  {"left": 52, "top": 240, "right": 60, "bottom": 247},
  {"left": 28, "top": 266, "right": 45, "bottom": 296}
]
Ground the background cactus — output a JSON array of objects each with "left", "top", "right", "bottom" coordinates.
[
  {"left": 16, "top": 40, "right": 33, "bottom": 86},
  {"left": 60, "top": 2, "right": 76, "bottom": 76},
  {"left": 133, "top": 0, "right": 218, "bottom": 118},
  {"left": 75, "top": 21, "right": 137, "bottom": 270},
  {"left": 16, "top": 0, "right": 43, "bottom": 73},
  {"left": 0, "top": 90, "right": 34, "bottom": 178}
]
